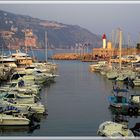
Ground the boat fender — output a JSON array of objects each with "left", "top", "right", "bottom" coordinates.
[
  {"left": 134, "top": 107, "right": 139, "bottom": 115},
  {"left": 0, "top": 107, "right": 3, "bottom": 113},
  {"left": 28, "top": 106, "right": 32, "bottom": 111},
  {"left": 128, "top": 107, "right": 134, "bottom": 115},
  {"left": 0, "top": 115, "right": 2, "bottom": 123},
  {"left": 0, "top": 118, "right": 2, "bottom": 123}
]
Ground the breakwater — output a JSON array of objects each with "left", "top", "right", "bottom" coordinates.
[{"left": 52, "top": 53, "right": 94, "bottom": 61}]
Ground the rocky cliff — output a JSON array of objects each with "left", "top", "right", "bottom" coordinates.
[{"left": 0, "top": 10, "right": 102, "bottom": 50}]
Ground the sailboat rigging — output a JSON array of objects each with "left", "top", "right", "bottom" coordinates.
[
  {"left": 119, "top": 29, "right": 122, "bottom": 70},
  {"left": 45, "top": 31, "right": 55, "bottom": 64},
  {"left": 45, "top": 31, "right": 48, "bottom": 63}
]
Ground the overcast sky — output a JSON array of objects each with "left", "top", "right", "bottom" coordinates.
[{"left": 0, "top": 3, "right": 140, "bottom": 45}]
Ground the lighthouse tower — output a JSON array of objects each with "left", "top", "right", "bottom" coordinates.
[{"left": 102, "top": 34, "right": 107, "bottom": 49}]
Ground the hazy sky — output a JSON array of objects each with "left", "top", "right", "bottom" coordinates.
[{"left": 0, "top": 3, "right": 140, "bottom": 44}]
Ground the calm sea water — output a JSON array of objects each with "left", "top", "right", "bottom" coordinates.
[
  {"left": 3, "top": 49, "right": 88, "bottom": 61},
  {"left": 1, "top": 51, "right": 140, "bottom": 137}
]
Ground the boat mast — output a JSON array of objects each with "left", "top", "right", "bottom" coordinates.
[
  {"left": 24, "top": 30, "right": 28, "bottom": 66},
  {"left": 110, "top": 30, "right": 114, "bottom": 60},
  {"left": 119, "top": 29, "right": 122, "bottom": 70},
  {"left": 45, "top": 31, "right": 48, "bottom": 62},
  {"left": 25, "top": 31, "right": 28, "bottom": 54},
  {"left": 111, "top": 29, "right": 114, "bottom": 49},
  {"left": 128, "top": 33, "right": 131, "bottom": 48}
]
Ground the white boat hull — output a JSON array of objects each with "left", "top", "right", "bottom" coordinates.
[
  {"left": 97, "top": 121, "right": 134, "bottom": 137},
  {"left": 0, "top": 114, "right": 30, "bottom": 126},
  {"left": 19, "top": 102, "right": 45, "bottom": 114}
]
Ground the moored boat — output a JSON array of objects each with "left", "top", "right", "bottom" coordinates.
[
  {"left": 106, "top": 70, "right": 118, "bottom": 80},
  {"left": 108, "top": 85, "right": 129, "bottom": 108},
  {"left": 108, "top": 85, "right": 139, "bottom": 115},
  {"left": 0, "top": 91, "right": 39, "bottom": 104},
  {"left": 97, "top": 121, "right": 134, "bottom": 137},
  {"left": 133, "top": 76, "right": 140, "bottom": 86},
  {"left": 129, "top": 94, "right": 140, "bottom": 105},
  {"left": 0, "top": 114, "right": 30, "bottom": 126},
  {"left": 89, "top": 61, "right": 108, "bottom": 72}
]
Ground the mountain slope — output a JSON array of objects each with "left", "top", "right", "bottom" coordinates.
[{"left": 0, "top": 10, "right": 102, "bottom": 49}]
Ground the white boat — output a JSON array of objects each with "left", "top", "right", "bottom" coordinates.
[
  {"left": 0, "top": 55, "right": 17, "bottom": 68},
  {"left": 10, "top": 72, "right": 41, "bottom": 89},
  {"left": 10, "top": 71, "right": 46, "bottom": 86},
  {"left": 106, "top": 70, "right": 118, "bottom": 80},
  {"left": 121, "top": 55, "right": 140, "bottom": 63},
  {"left": 15, "top": 65, "right": 57, "bottom": 84},
  {"left": 89, "top": 61, "right": 108, "bottom": 72},
  {"left": 0, "top": 95, "right": 45, "bottom": 114},
  {"left": 22, "top": 74, "right": 46, "bottom": 85},
  {"left": 133, "top": 76, "right": 140, "bottom": 86},
  {"left": 12, "top": 69, "right": 47, "bottom": 85},
  {"left": 116, "top": 70, "right": 136, "bottom": 81},
  {"left": 0, "top": 100, "right": 29, "bottom": 115},
  {"left": 30, "top": 62, "right": 57, "bottom": 74},
  {"left": 0, "top": 114, "right": 30, "bottom": 126},
  {"left": 97, "top": 121, "right": 134, "bottom": 137},
  {"left": 24, "top": 68, "right": 55, "bottom": 81},
  {"left": 100, "top": 65, "right": 112, "bottom": 76},
  {"left": 116, "top": 73, "right": 128, "bottom": 81},
  {"left": 19, "top": 102, "right": 46, "bottom": 114},
  {"left": 133, "top": 62, "right": 140, "bottom": 72},
  {"left": 129, "top": 94, "right": 140, "bottom": 105},
  {"left": 31, "top": 68, "right": 58, "bottom": 82},
  {"left": 0, "top": 91, "right": 38, "bottom": 104},
  {"left": 0, "top": 80, "right": 40, "bottom": 95},
  {"left": 11, "top": 50, "right": 33, "bottom": 66}
]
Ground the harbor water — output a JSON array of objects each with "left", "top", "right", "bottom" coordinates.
[{"left": 1, "top": 60, "right": 140, "bottom": 136}]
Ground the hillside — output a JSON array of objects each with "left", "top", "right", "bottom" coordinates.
[{"left": 0, "top": 10, "right": 102, "bottom": 50}]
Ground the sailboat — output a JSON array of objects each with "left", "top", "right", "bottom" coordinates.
[
  {"left": 43, "top": 31, "right": 58, "bottom": 75},
  {"left": 106, "top": 29, "right": 123, "bottom": 80},
  {"left": 116, "top": 33, "right": 137, "bottom": 81},
  {"left": 100, "top": 30, "right": 115, "bottom": 76}
]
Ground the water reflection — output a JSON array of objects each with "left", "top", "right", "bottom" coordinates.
[
  {"left": 0, "top": 125, "right": 40, "bottom": 135},
  {"left": 2, "top": 60, "right": 140, "bottom": 136},
  {"left": 28, "top": 124, "right": 40, "bottom": 134},
  {"left": 0, "top": 113, "right": 48, "bottom": 135}
]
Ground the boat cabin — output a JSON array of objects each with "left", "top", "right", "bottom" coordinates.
[{"left": 11, "top": 52, "right": 33, "bottom": 66}]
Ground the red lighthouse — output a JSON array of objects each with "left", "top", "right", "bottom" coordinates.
[{"left": 102, "top": 34, "right": 107, "bottom": 49}]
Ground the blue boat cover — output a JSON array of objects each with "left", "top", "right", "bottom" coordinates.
[
  {"left": 108, "top": 95, "right": 128, "bottom": 104},
  {"left": 113, "top": 88, "right": 128, "bottom": 93}
]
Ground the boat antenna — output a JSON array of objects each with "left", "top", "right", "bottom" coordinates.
[
  {"left": 128, "top": 33, "right": 131, "bottom": 48},
  {"left": 45, "top": 31, "right": 48, "bottom": 63},
  {"left": 111, "top": 29, "right": 114, "bottom": 48},
  {"left": 109, "top": 29, "right": 114, "bottom": 67},
  {"left": 119, "top": 28, "right": 122, "bottom": 70}
]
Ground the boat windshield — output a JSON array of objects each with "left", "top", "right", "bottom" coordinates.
[
  {"left": 36, "top": 70, "right": 42, "bottom": 73},
  {"left": 16, "top": 95, "right": 31, "bottom": 99},
  {"left": 113, "top": 88, "right": 128, "bottom": 93},
  {"left": 26, "top": 67, "right": 35, "bottom": 69},
  {"left": 10, "top": 83, "right": 17, "bottom": 87},
  {"left": 4, "top": 93, "right": 15, "bottom": 98},
  {"left": 111, "top": 133, "right": 123, "bottom": 137},
  {"left": 116, "top": 96, "right": 127, "bottom": 103},
  {"left": 0, "top": 92, "right": 7, "bottom": 98}
]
